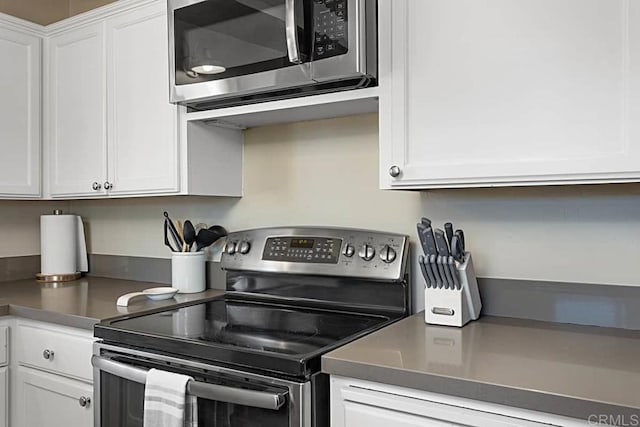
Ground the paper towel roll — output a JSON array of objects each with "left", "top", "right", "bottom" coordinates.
[{"left": 40, "top": 214, "right": 86, "bottom": 275}]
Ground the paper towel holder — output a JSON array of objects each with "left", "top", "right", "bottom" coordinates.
[{"left": 37, "top": 210, "right": 88, "bottom": 283}]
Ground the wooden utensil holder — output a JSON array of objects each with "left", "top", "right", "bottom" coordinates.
[{"left": 424, "top": 252, "right": 482, "bottom": 327}]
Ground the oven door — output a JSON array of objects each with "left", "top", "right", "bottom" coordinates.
[
  {"left": 93, "top": 343, "right": 310, "bottom": 427},
  {"left": 169, "top": 0, "right": 315, "bottom": 104}
]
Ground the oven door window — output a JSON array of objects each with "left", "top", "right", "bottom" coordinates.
[
  {"left": 173, "top": 0, "right": 312, "bottom": 85},
  {"left": 99, "top": 368, "right": 290, "bottom": 427}
]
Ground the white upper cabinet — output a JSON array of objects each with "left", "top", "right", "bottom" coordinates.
[
  {"left": 44, "top": 0, "right": 242, "bottom": 199},
  {"left": 47, "top": 22, "right": 107, "bottom": 197},
  {"left": 0, "top": 23, "right": 41, "bottom": 197},
  {"left": 105, "top": 2, "right": 179, "bottom": 196},
  {"left": 379, "top": 0, "right": 640, "bottom": 189}
]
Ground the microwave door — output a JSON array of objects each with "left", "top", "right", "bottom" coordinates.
[
  {"left": 169, "top": 0, "right": 314, "bottom": 104},
  {"left": 311, "top": 0, "right": 377, "bottom": 82}
]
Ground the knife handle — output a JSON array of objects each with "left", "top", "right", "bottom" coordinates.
[
  {"left": 444, "top": 222, "right": 454, "bottom": 245},
  {"left": 421, "top": 217, "right": 432, "bottom": 227},
  {"left": 455, "top": 229, "right": 465, "bottom": 252},
  {"left": 434, "top": 229, "right": 450, "bottom": 257}
]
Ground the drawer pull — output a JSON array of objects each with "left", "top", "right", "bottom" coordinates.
[
  {"left": 42, "top": 349, "right": 55, "bottom": 360},
  {"left": 78, "top": 396, "right": 91, "bottom": 407}
]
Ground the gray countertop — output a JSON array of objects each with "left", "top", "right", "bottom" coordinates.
[
  {"left": 322, "top": 312, "right": 640, "bottom": 421},
  {"left": 0, "top": 277, "right": 223, "bottom": 329}
]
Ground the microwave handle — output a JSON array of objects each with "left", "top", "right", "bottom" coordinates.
[
  {"left": 285, "top": 0, "right": 301, "bottom": 63},
  {"left": 92, "top": 355, "right": 287, "bottom": 411}
]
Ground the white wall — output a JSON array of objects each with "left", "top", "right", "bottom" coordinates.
[{"left": 15, "top": 112, "right": 639, "bottom": 311}]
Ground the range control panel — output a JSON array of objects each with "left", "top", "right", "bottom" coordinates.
[
  {"left": 263, "top": 237, "right": 341, "bottom": 264},
  {"left": 221, "top": 227, "right": 409, "bottom": 281}
]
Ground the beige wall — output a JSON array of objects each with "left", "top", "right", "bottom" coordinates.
[
  {"left": 3, "top": 113, "right": 640, "bottom": 310},
  {"left": 0, "top": 201, "right": 69, "bottom": 257},
  {"left": 0, "top": 0, "right": 115, "bottom": 25}
]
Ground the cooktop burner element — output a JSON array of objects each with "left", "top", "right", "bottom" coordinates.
[{"left": 95, "top": 226, "right": 411, "bottom": 379}]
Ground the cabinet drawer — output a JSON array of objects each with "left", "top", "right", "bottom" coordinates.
[
  {"left": 17, "top": 323, "right": 94, "bottom": 382},
  {"left": 0, "top": 326, "right": 7, "bottom": 366}
]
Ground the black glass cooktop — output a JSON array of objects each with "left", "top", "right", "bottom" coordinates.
[{"left": 95, "top": 297, "right": 396, "bottom": 379}]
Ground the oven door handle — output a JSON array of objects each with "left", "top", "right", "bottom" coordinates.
[
  {"left": 285, "top": 0, "right": 301, "bottom": 64},
  {"left": 92, "top": 356, "right": 287, "bottom": 410}
]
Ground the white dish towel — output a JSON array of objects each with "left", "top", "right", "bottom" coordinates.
[{"left": 144, "top": 368, "right": 198, "bottom": 427}]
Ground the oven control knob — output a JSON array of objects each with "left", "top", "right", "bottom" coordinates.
[
  {"left": 379, "top": 245, "right": 397, "bottom": 263},
  {"left": 238, "top": 241, "right": 251, "bottom": 255},
  {"left": 342, "top": 244, "right": 355, "bottom": 257},
  {"left": 358, "top": 244, "right": 375, "bottom": 261},
  {"left": 225, "top": 241, "right": 237, "bottom": 255}
]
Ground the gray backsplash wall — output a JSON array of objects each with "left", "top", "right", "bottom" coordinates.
[{"left": 2, "top": 114, "right": 640, "bottom": 313}]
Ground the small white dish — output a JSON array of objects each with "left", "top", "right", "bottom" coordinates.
[
  {"left": 143, "top": 287, "right": 179, "bottom": 300},
  {"left": 117, "top": 287, "right": 179, "bottom": 307}
]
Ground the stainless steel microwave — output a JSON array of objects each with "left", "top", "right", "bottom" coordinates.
[{"left": 168, "top": 0, "right": 377, "bottom": 110}]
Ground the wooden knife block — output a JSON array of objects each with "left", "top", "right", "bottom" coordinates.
[{"left": 424, "top": 252, "right": 482, "bottom": 327}]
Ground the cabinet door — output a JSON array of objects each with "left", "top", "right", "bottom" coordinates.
[
  {"left": 48, "top": 22, "right": 107, "bottom": 197},
  {"left": 105, "top": 2, "right": 179, "bottom": 196},
  {"left": 0, "top": 367, "right": 6, "bottom": 427},
  {"left": 15, "top": 366, "right": 93, "bottom": 427},
  {"left": 0, "top": 27, "right": 40, "bottom": 197},
  {"left": 380, "top": 0, "right": 640, "bottom": 188}
]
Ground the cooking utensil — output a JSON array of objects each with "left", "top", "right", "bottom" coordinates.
[
  {"left": 208, "top": 225, "right": 228, "bottom": 238},
  {"left": 420, "top": 217, "right": 432, "bottom": 227},
  {"left": 183, "top": 220, "right": 196, "bottom": 252},
  {"left": 163, "top": 212, "right": 184, "bottom": 250},
  {"left": 164, "top": 219, "right": 179, "bottom": 252},
  {"left": 195, "top": 228, "right": 223, "bottom": 251},
  {"left": 176, "top": 219, "right": 186, "bottom": 252}
]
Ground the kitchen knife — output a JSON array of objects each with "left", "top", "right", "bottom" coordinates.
[
  {"left": 421, "top": 217, "right": 432, "bottom": 227},
  {"left": 434, "top": 229, "right": 452, "bottom": 289},
  {"left": 420, "top": 226, "right": 441, "bottom": 288},
  {"left": 439, "top": 255, "right": 454, "bottom": 290},
  {"left": 416, "top": 223, "right": 429, "bottom": 256},
  {"left": 455, "top": 229, "right": 465, "bottom": 252},
  {"left": 448, "top": 256, "right": 461, "bottom": 290},
  {"left": 444, "top": 222, "right": 454, "bottom": 247},
  {"left": 429, "top": 254, "right": 443, "bottom": 289},
  {"left": 450, "top": 235, "right": 464, "bottom": 263},
  {"left": 418, "top": 255, "right": 432, "bottom": 288}
]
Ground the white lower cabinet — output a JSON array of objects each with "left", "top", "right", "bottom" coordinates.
[
  {"left": 10, "top": 319, "right": 95, "bottom": 427},
  {"left": 331, "top": 377, "right": 586, "bottom": 427},
  {"left": 0, "top": 367, "right": 7, "bottom": 427},
  {"left": 15, "top": 366, "right": 93, "bottom": 427}
]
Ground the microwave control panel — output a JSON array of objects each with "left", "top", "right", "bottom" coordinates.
[{"left": 313, "top": 0, "right": 348, "bottom": 60}]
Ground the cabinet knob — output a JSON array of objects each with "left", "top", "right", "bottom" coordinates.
[
  {"left": 389, "top": 165, "right": 401, "bottom": 178},
  {"left": 92, "top": 182, "right": 102, "bottom": 191},
  {"left": 42, "top": 349, "right": 54, "bottom": 360},
  {"left": 103, "top": 181, "right": 113, "bottom": 190},
  {"left": 78, "top": 396, "right": 91, "bottom": 408}
]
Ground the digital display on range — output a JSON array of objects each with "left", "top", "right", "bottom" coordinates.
[
  {"left": 290, "top": 239, "right": 314, "bottom": 249},
  {"left": 263, "top": 237, "right": 341, "bottom": 264}
]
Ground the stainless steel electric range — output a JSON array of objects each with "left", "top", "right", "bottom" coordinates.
[{"left": 92, "top": 226, "right": 410, "bottom": 427}]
